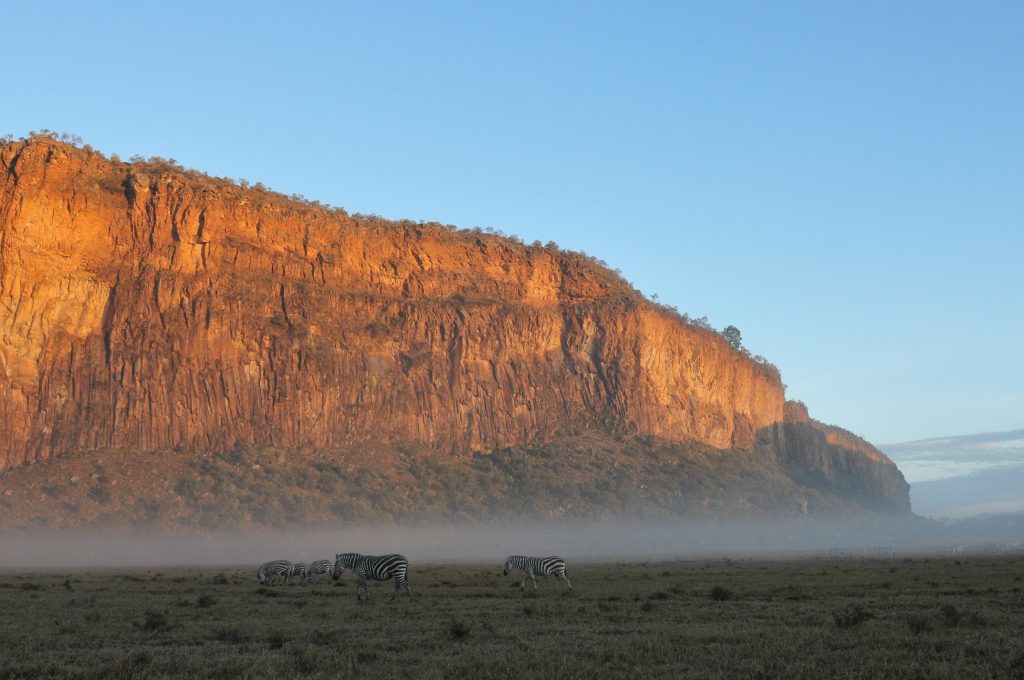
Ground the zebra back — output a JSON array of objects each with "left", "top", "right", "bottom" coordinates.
[
  {"left": 360, "top": 554, "right": 409, "bottom": 583},
  {"left": 335, "top": 553, "right": 408, "bottom": 582},
  {"left": 309, "top": 560, "right": 332, "bottom": 576}
]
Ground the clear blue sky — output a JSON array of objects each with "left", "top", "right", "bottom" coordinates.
[{"left": 4, "top": 1, "right": 1021, "bottom": 445}]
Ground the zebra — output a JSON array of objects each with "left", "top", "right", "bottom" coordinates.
[
  {"left": 503, "top": 556, "right": 572, "bottom": 592},
  {"left": 256, "top": 560, "right": 292, "bottom": 586},
  {"left": 333, "top": 553, "right": 411, "bottom": 601},
  {"left": 308, "top": 559, "right": 333, "bottom": 584},
  {"left": 288, "top": 562, "right": 311, "bottom": 585}
]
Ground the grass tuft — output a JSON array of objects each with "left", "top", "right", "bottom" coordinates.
[
  {"left": 134, "top": 609, "right": 171, "bottom": 633},
  {"left": 710, "top": 586, "right": 732, "bottom": 601},
  {"left": 904, "top": 614, "right": 933, "bottom": 634},
  {"left": 833, "top": 604, "right": 873, "bottom": 629},
  {"left": 448, "top": 619, "right": 473, "bottom": 641},
  {"left": 265, "top": 632, "right": 287, "bottom": 650}
]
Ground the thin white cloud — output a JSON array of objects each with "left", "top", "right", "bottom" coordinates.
[
  {"left": 882, "top": 428, "right": 1024, "bottom": 483},
  {"left": 897, "top": 459, "right": 1024, "bottom": 484},
  {"left": 938, "top": 497, "right": 1024, "bottom": 519}
]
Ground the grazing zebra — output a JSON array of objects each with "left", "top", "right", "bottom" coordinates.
[
  {"left": 503, "top": 556, "right": 572, "bottom": 592},
  {"left": 308, "top": 560, "right": 333, "bottom": 584},
  {"left": 333, "top": 553, "right": 411, "bottom": 601},
  {"left": 256, "top": 560, "right": 292, "bottom": 586},
  {"left": 288, "top": 562, "right": 311, "bottom": 585}
]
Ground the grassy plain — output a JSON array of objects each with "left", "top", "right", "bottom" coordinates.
[{"left": 1, "top": 557, "right": 1022, "bottom": 679}]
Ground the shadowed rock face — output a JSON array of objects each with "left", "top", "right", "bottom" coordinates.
[
  {"left": 0, "top": 137, "right": 909, "bottom": 513},
  {"left": 780, "top": 402, "right": 910, "bottom": 511}
]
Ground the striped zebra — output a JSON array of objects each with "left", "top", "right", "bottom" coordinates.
[
  {"left": 308, "top": 560, "right": 333, "bottom": 584},
  {"left": 333, "top": 553, "right": 411, "bottom": 601},
  {"left": 503, "top": 556, "right": 572, "bottom": 592},
  {"left": 256, "top": 560, "right": 292, "bottom": 586},
  {"left": 288, "top": 562, "right": 310, "bottom": 585}
]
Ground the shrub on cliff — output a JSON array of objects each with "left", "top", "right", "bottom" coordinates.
[{"left": 722, "top": 325, "right": 743, "bottom": 350}]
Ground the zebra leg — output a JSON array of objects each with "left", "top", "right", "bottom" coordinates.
[
  {"left": 520, "top": 575, "right": 528, "bottom": 591},
  {"left": 530, "top": 571, "right": 538, "bottom": 591},
  {"left": 358, "top": 576, "right": 368, "bottom": 601},
  {"left": 560, "top": 573, "right": 573, "bottom": 591}
]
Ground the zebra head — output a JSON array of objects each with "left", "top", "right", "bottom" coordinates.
[
  {"left": 332, "top": 552, "right": 358, "bottom": 580},
  {"left": 502, "top": 557, "right": 514, "bottom": 576},
  {"left": 256, "top": 561, "right": 274, "bottom": 584}
]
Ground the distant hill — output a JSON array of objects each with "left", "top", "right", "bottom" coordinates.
[
  {"left": 0, "top": 135, "right": 908, "bottom": 527},
  {"left": 883, "top": 429, "right": 1024, "bottom": 519}
]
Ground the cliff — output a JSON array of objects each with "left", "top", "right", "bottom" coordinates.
[
  {"left": 781, "top": 402, "right": 910, "bottom": 511},
  {"left": 0, "top": 136, "right": 909, "bottom": 520}
]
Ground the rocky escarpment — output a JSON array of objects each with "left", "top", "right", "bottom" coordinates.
[
  {"left": 0, "top": 136, "right": 909, "bottom": 515},
  {"left": 781, "top": 402, "right": 910, "bottom": 511}
]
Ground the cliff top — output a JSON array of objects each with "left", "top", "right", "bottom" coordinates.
[{"left": 0, "top": 132, "right": 782, "bottom": 384}]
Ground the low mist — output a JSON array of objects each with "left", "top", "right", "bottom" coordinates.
[{"left": 3, "top": 516, "right": 1018, "bottom": 570}]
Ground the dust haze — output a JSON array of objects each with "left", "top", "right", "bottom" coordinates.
[{"left": 3, "top": 516, "right": 1013, "bottom": 570}]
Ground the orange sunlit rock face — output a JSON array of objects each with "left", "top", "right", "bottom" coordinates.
[{"left": 0, "top": 138, "right": 908, "bottom": 510}]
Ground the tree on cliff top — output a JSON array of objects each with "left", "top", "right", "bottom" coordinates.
[{"left": 723, "top": 325, "right": 742, "bottom": 350}]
